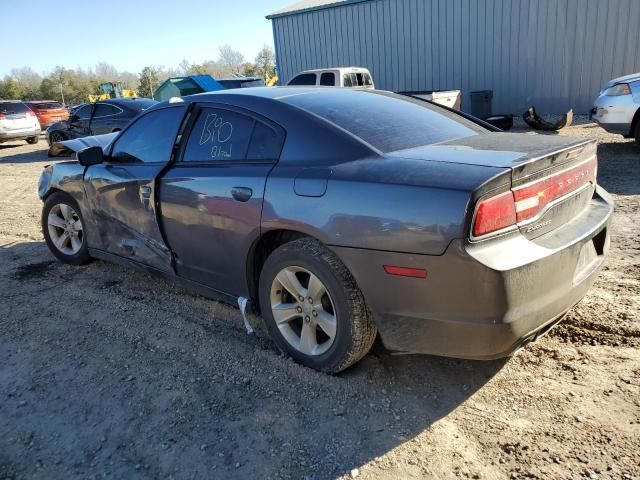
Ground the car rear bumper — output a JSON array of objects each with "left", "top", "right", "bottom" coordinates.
[
  {"left": 331, "top": 186, "right": 614, "bottom": 360},
  {"left": 0, "top": 126, "right": 41, "bottom": 142}
]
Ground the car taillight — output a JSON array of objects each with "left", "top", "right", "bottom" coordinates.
[
  {"left": 0, "top": 113, "right": 5, "bottom": 119},
  {"left": 472, "top": 154, "right": 597, "bottom": 239},
  {"left": 25, "top": 110, "right": 36, "bottom": 117},
  {"left": 473, "top": 190, "right": 517, "bottom": 237},
  {"left": 512, "top": 155, "right": 597, "bottom": 223}
]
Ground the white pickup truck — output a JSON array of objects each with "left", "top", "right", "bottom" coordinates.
[{"left": 287, "top": 67, "right": 374, "bottom": 89}]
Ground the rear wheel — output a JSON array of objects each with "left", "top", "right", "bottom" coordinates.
[
  {"left": 259, "top": 238, "right": 376, "bottom": 373},
  {"left": 41, "top": 191, "right": 91, "bottom": 265},
  {"left": 635, "top": 121, "right": 640, "bottom": 146},
  {"left": 26, "top": 136, "right": 39, "bottom": 145}
]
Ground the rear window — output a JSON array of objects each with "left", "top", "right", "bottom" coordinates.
[
  {"left": 0, "top": 102, "right": 29, "bottom": 114},
  {"left": 284, "top": 90, "right": 484, "bottom": 153},
  {"left": 31, "top": 102, "right": 63, "bottom": 110}
]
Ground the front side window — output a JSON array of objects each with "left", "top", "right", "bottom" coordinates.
[
  {"left": 183, "top": 108, "right": 254, "bottom": 162},
  {"left": 110, "top": 107, "right": 185, "bottom": 163},
  {"left": 288, "top": 73, "right": 317, "bottom": 86}
]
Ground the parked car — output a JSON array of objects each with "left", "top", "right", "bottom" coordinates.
[
  {"left": 0, "top": 101, "right": 41, "bottom": 144},
  {"left": 38, "top": 87, "right": 613, "bottom": 373},
  {"left": 46, "top": 98, "right": 157, "bottom": 145},
  {"left": 591, "top": 72, "right": 640, "bottom": 145},
  {"left": 26, "top": 101, "right": 69, "bottom": 129},
  {"left": 287, "top": 67, "right": 374, "bottom": 88}
]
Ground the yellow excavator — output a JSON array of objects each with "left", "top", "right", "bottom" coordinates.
[{"left": 88, "top": 82, "right": 137, "bottom": 102}]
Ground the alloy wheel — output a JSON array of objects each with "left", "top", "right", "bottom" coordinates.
[
  {"left": 47, "top": 203, "right": 83, "bottom": 256},
  {"left": 270, "top": 266, "right": 337, "bottom": 356}
]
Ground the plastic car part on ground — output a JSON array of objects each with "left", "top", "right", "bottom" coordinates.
[
  {"left": 523, "top": 106, "right": 574, "bottom": 131},
  {"left": 48, "top": 132, "right": 119, "bottom": 157}
]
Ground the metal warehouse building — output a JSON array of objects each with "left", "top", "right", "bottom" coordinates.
[{"left": 267, "top": 0, "right": 640, "bottom": 115}]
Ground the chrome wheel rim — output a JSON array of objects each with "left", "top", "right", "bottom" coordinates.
[
  {"left": 47, "top": 203, "right": 83, "bottom": 255},
  {"left": 270, "top": 266, "right": 337, "bottom": 356},
  {"left": 50, "top": 132, "right": 63, "bottom": 143}
]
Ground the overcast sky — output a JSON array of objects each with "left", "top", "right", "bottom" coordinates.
[{"left": 0, "top": 0, "right": 291, "bottom": 76}]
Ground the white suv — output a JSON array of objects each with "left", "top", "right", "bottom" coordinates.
[
  {"left": 591, "top": 72, "right": 640, "bottom": 145},
  {"left": 0, "top": 101, "right": 41, "bottom": 144},
  {"left": 287, "top": 67, "right": 374, "bottom": 89}
]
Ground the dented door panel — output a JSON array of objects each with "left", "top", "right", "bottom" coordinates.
[{"left": 83, "top": 163, "right": 173, "bottom": 271}]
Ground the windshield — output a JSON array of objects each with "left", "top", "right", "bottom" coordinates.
[{"left": 284, "top": 90, "right": 485, "bottom": 153}]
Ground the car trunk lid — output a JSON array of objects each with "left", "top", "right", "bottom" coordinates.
[{"left": 389, "top": 132, "right": 598, "bottom": 239}]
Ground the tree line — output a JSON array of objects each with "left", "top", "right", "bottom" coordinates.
[{"left": 0, "top": 45, "right": 276, "bottom": 105}]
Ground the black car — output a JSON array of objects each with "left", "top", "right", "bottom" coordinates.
[
  {"left": 46, "top": 98, "right": 157, "bottom": 145},
  {"left": 38, "top": 88, "right": 612, "bottom": 373}
]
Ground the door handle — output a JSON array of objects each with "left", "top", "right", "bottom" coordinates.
[
  {"left": 231, "top": 187, "right": 253, "bottom": 202},
  {"left": 140, "top": 185, "right": 152, "bottom": 198}
]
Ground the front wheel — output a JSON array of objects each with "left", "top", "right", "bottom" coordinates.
[
  {"left": 49, "top": 131, "right": 65, "bottom": 144},
  {"left": 635, "top": 121, "right": 640, "bottom": 146},
  {"left": 41, "top": 191, "right": 91, "bottom": 265},
  {"left": 259, "top": 238, "right": 377, "bottom": 373}
]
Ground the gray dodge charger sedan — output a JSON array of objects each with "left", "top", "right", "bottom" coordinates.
[{"left": 38, "top": 88, "right": 613, "bottom": 373}]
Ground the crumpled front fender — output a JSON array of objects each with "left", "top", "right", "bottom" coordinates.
[{"left": 37, "top": 161, "right": 86, "bottom": 205}]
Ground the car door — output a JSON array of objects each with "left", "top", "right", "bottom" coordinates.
[
  {"left": 89, "top": 103, "right": 122, "bottom": 135},
  {"left": 159, "top": 103, "right": 285, "bottom": 297},
  {"left": 83, "top": 104, "right": 187, "bottom": 271},
  {"left": 68, "top": 104, "right": 93, "bottom": 137}
]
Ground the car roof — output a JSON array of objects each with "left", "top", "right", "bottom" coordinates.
[
  {"left": 297, "top": 67, "right": 371, "bottom": 74},
  {"left": 187, "top": 86, "right": 375, "bottom": 101},
  {"left": 97, "top": 98, "right": 155, "bottom": 105},
  {"left": 26, "top": 100, "right": 59, "bottom": 103},
  {"left": 607, "top": 72, "right": 640, "bottom": 86}
]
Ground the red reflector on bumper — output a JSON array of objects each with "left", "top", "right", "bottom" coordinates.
[{"left": 383, "top": 265, "right": 427, "bottom": 278}]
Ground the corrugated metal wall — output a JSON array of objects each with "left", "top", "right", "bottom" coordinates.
[{"left": 271, "top": 0, "right": 640, "bottom": 114}]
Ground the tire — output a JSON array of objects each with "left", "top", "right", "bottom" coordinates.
[
  {"left": 635, "top": 121, "right": 640, "bottom": 146},
  {"left": 259, "top": 238, "right": 377, "bottom": 373},
  {"left": 26, "top": 136, "right": 39, "bottom": 145},
  {"left": 49, "top": 131, "right": 65, "bottom": 144},
  {"left": 41, "top": 191, "right": 91, "bottom": 265}
]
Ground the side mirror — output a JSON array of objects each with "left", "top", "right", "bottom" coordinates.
[{"left": 77, "top": 146, "right": 104, "bottom": 166}]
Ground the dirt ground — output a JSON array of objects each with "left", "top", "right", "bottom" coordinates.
[{"left": 0, "top": 123, "right": 638, "bottom": 480}]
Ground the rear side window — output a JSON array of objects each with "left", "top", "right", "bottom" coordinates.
[
  {"left": 0, "top": 102, "right": 29, "bottom": 114},
  {"left": 247, "top": 122, "right": 283, "bottom": 160},
  {"left": 183, "top": 108, "right": 254, "bottom": 162},
  {"left": 319, "top": 72, "right": 336, "bottom": 86},
  {"left": 110, "top": 107, "right": 185, "bottom": 163},
  {"left": 288, "top": 73, "right": 316, "bottom": 86},
  {"left": 284, "top": 90, "right": 484, "bottom": 153},
  {"left": 93, "top": 104, "right": 120, "bottom": 117}
]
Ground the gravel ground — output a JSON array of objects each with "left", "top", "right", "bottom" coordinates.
[{"left": 0, "top": 123, "right": 638, "bottom": 480}]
